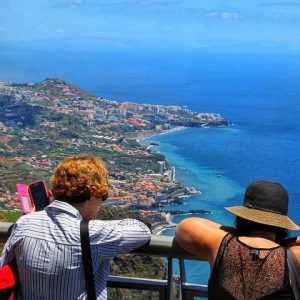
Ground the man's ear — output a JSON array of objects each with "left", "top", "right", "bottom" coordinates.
[{"left": 89, "top": 196, "right": 96, "bottom": 202}]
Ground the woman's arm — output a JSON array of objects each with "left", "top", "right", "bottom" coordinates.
[{"left": 175, "top": 218, "right": 229, "bottom": 263}]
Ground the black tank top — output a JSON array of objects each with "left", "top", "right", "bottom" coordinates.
[{"left": 208, "top": 233, "right": 293, "bottom": 299}]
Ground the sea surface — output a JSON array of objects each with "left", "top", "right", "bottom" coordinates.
[{"left": 1, "top": 47, "right": 300, "bottom": 284}]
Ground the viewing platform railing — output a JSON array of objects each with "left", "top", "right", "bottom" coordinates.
[{"left": 0, "top": 221, "right": 208, "bottom": 299}]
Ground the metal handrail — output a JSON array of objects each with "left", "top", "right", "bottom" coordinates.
[
  {"left": 0, "top": 221, "right": 208, "bottom": 299},
  {"left": 134, "top": 235, "right": 200, "bottom": 259},
  {"left": 0, "top": 221, "right": 200, "bottom": 259}
]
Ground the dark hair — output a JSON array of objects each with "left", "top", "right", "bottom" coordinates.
[{"left": 235, "top": 217, "right": 289, "bottom": 243}]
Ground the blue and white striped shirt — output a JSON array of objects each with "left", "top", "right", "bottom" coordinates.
[{"left": 0, "top": 200, "right": 151, "bottom": 299}]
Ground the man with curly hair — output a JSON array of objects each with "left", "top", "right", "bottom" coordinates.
[{"left": 0, "top": 155, "right": 151, "bottom": 300}]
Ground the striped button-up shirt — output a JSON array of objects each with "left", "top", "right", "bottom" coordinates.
[{"left": 0, "top": 200, "right": 151, "bottom": 299}]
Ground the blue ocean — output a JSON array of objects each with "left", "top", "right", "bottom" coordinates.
[{"left": 1, "top": 47, "right": 300, "bottom": 284}]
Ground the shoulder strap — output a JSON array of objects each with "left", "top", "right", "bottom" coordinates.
[
  {"left": 287, "top": 249, "right": 300, "bottom": 300},
  {"left": 80, "top": 220, "right": 96, "bottom": 300}
]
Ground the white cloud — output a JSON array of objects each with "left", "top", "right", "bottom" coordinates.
[
  {"left": 55, "top": 0, "right": 81, "bottom": 9},
  {"left": 205, "top": 11, "right": 241, "bottom": 19},
  {"left": 221, "top": 12, "right": 240, "bottom": 19},
  {"left": 206, "top": 12, "right": 219, "bottom": 18},
  {"left": 69, "top": 0, "right": 81, "bottom": 8}
]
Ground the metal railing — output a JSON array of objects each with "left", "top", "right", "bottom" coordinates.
[{"left": 0, "top": 221, "right": 208, "bottom": 299}]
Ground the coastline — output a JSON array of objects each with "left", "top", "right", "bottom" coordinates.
[
  {"left": 135, "top": 126, "right": 202, "bottom": 236},
  {"left": 136, "top": 126, "right": 187, "bottom": 143},
  {"left": 152, "top": 222, "right": 177, "bottom": 235},
  {"left": 136, "top": 124, "right": 243, "bottom": 235}
]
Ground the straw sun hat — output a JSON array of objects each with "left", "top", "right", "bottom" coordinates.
[{"left": 225, "top": 180, "right": 299, "bottom": 231}]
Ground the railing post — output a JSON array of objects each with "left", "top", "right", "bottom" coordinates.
[
  {"left": 166, "top": 257, "right": 173, "bottom": 300},
  {"left": 179, "top": 258, "right": 187, "bottom": 300},
  {"left": 179, "top": 258, "right": 209, "bottom": 299}
]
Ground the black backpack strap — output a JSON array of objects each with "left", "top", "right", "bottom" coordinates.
[
  {"left": 80, "top": 220, "right": 96, "bottom": 300},
  {"left": 287, "top": 249, "right": 300, "bottom": 300}
]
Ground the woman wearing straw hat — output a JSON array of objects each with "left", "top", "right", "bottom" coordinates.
[{"left": 176, "top": 180, "right": 300, "bottom": 299}]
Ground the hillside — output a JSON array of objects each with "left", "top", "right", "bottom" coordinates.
[{"left": 0, "top": 78, "right": 227, "bottom": 212}]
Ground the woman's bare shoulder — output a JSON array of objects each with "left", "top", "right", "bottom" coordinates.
[{"left": 175, "top": 218, "right": 233, "bottom": 261}]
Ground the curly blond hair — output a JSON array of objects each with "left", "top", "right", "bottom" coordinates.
[{"left": 50, "top": 155, "right": 109, "bottom": 203}]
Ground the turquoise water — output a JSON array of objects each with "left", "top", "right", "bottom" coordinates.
[
  {"left": 144, "top": 124, "right": 300, "bottom": 227},
  {"left": 143, "top": 122, "right": 300, "bottom": 283},
  {"left": 143, "top": 129, "right": 244, "bottom": 283},
  {"left": 143, "top": 130, "right": 243, "bottom": 223}
]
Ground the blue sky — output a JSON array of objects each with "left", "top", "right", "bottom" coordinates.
[{"left": 1, "top": 0, "right": 300, "bottom": 53}]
